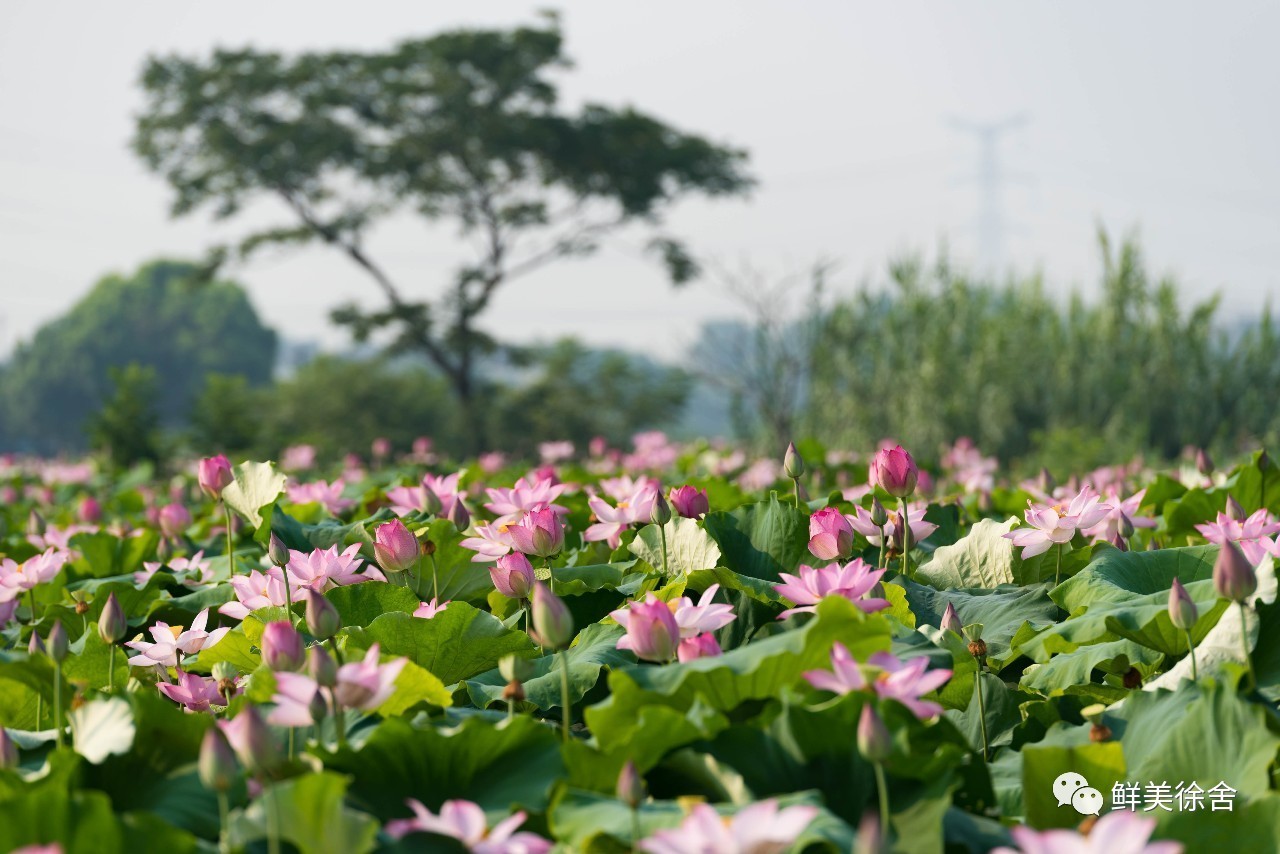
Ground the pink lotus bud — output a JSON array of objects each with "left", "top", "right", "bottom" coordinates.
[
  {"left": 371, "top": 437, "right": 391, "bottom": 459},
  {"left": 784, "top": 442, "right": 806, "bottom": 478},
  {"left": 509, "top": 507, "right": 564, "bottom": 558},
  {"left": 220, "top": 706, "right": 278, "bottom": 776},
  {"left": 941, "top": 602, "right": 962, "bottom": 635},
  {"left": 309, "top": 644, "right": 338, "bottom": 688},
  {"left": 1226, "top": 495, "right": 1246, "bottom": 522},
  {"left": 677, "top": 633, "right": 722, "bottom": 662},
  {"left": 28, "top": 632, "right": 44, "bottom": 656},
  {"left": 668, "top": 486, "right": 710, "bottom": 519},
  {"left": 413, "top": 436, "right": 432, "bottom": 457},
  {"left": 1195, "top": 448, "right": 1214, "bottom": 476},
  {"left": 261, "top": 621, "right": 306, "bottom": 672},
  {"left": 870, "top": 497, "right": 888, "bottom": 528},
  {"left": 530, "top": 582, "right": 574, "bottom": 650},
  {"left": 98, "top": 593, "right": 127, "bottom": 645},
  {"left": 808, "top": 507, "right": 854, "bottom": 561},
  {"left": 1109, "top": 532, "right": 1129, "bottom": 552},
  {"left": 616, "top": 759, "right": 646, "bottom": 808},
  {"left": 857, "top": 704, "right": 891, "bottom": 762},
  {"left": 491, "top": 553, "right": 535, "bottom": 600},
  {"left": 266, "top": 532, "right": 290, "bottom": 568},
  {"left": 651, "top": 491, "right": 673, "bottom": 527},
  {"left": 374, "top": 519, "right": 420, "bottom": 575},
  {"left": 198, "top": 455, "right": 234, "bottom": 500},
  {"left": 78, "top": 496, "right": 102, "bottom": 524},
  {"left": 198, "top": 726, "right": 238, "bottom": 792},
  {"left": 589, "top": 436, "right": 609, "bottom": 458},
  {"left": 421, "top": 486, "right": 443, "bottom": 516},
  {"left": 616, "top": 595, "right": 681, "bottom": 663},
  {"left": 1213, "top": 541, "right": 1257, "bottom": 603},
  {"left": 305, "top": 589, "right": 341, "bottom": 639},
  {"left": 0, "top": 727, "right": 17, "bottom": 769},
  {"left": 26, "top": 510, "right": 45, "bottom": 537},
  {"left": 447, "top": 499, "right": 471, "bottom": 532},
  {"left": 47, "top": 621, "right": 68, "bottom": 664},
  {"left": 158, "top": 503, "right": 192, "bottom": 539},
  {"left": 1168, "top": 578, "right": 1198, "bottom": 631},
  {"left": 870, "top": 446, "right": 918, "bottom": 498}
]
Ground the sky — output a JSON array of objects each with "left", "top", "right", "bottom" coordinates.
[{"left": 2, "top": 1, "right": 1279, "bottom": 361}]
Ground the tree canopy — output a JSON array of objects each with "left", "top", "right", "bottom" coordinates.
[
  {"left": 133, "top": 15, "right": 752, "bottom": 447},
  {"left": 0, "top": 259, "right": 276, "bottom": 454}
]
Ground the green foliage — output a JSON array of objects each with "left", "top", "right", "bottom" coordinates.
[
  {"left": 0, "top": 259, "right": 275, "bottom": 455},
  {"left": 87, "top": 364, "right": 163, "bottom": 469}
]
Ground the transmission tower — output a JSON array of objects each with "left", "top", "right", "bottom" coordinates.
[{"left": 948, "top": 114, "right": 1030, "bottom": 271}]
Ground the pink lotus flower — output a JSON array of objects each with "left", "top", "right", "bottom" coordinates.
[
  {"left": 126, "top": 609, "right": 230, "bottom": 668},
  {"left": 737, "top": 459, "right": 782, "bottom": 492},
  {"left": 77, "top": 495, "right": 103, "bottom": 524},
  {"left": 280, "top": 444, "right": 317, "bottom": 472},
  {"left": 385, "top": 798, "right": 552, "bottom": 853},
  {"left": 585, "top": 481, "right": 660, "bottom": 549},
  {"left": 993, "top": 809, "right": 1182, "bottom": 854},
  {"left": 1196, "top": 508, "right": 1280, "bottom": 566},
  {"left": 1004, "top": 486, "right": 1112, "bottom": 559},
  {"left": 803, "top": 645, "right": 951, "bottom": 720},
  {"left": 198, "top": 455, "right": 234, "bottom": 499},
  {"left": 286, "top": 479, "right": 354, "bottom": 516},
  {"left": 374, "top": 520, "right": 420, "bottom": 575},
  {"left": 490, "top": 553, "right": 535, "bottom": 599},
  {"left": 268, "top": 671, "right": 324, "bottom": 727},
  {"left": 1083, "top": 488, "right": 1158, "bottom": 542},
  {"left": 941, "top": 438, "right": 998, "bottom": 494},
  {"left": 598, "top": 475, "right": 659, "bottom": 502},
  {"left": 286, "top": 544, "right": 381, "bottom": 592},
  {"left": 0, "top": 599, "right": 17, "bottom": 629},
  {"left": 612, "top": 594, "right": 682, "bottom": 662},
  {"left": 774, "top": 560, "right": 888, "bottom": 619},
  {"left": 158, "top": 669, "right": 233, "bottom": 712},
  {"left": 460, "top": 522, "right": 518, "bottom": 563},
  {"left": 478, "top": 452, "right": 507, "bottom": 474},
  {"left": 539, "top": 441, "right": 575, "bottom": 464},
  {"left": 27, "top": 524, "right": 92, "bottom": 553},
  {"left": 638, "top": 800, "right": 817, "bottom": 854},
  {"left": 847, "top": 503, "right": 937, "bottom": 549},
  {"left": 158, "top": 503, "right": 192, "bottom": 539},
  {"left": 507, "top": 507, "right": 565, "bottom": 558},
  {"left": 414, "top": 598, "right": 450, "bottom": 619},
  {"left": 0, "top": 548, "right": 69, "bottom": 601},
  {"left": 12, "top": 844, "right": 64, "bottom": 854},
  {"left": 808, "top": 506, "right": 855, "bottom": 560},
  {"left": 218, "top": 567, "right": 290, "bottom": 620},
  {"left": 484, "top": 476, "right": 569, "bottom": 525},
  {"left": 668, "top": 485, "right": 710, "bottom": 519},
  {"left": 671, "top": 584, "right": 737, "bottom": 637},
  {"left": 677, "top": 633, "right": 722, "bottom": 662},
  {"left": 870, "top": 445, "right": 918, "bottom": 498},
  {"left": 332, "top": 643, "right": 406, "bottom": 710},
  {"left": 135, "top": 551, "right": 216, "bottom": 589}
]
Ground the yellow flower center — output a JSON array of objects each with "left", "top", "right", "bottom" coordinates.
[{"left": 167, "top": 625, "right": 184, "bottom": 639}]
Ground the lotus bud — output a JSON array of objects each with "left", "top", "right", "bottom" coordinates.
[
  {"left": 158, "top": 503, "right": 192, "bottom": 539},
  {"left": 447, "top": 498, "right": 471, "bottom": 532},
  {"left": 784, "top": 442, "right": 806, "bottom": 479},
  {"left": 224, "top": 706, "right": 278, "bottom": 776},
  {"left": 1109, "top": 532, "right": 1129, "bottom": 552},
  {"left": 309, "top": 645, "right": 338, "bottom": 688},
  {"left": 530, "top": 582, "right": 574, "bottom": 650},
  {"left": 26, "top": 510, "right": 45, "bottom": 538},
  {"left": 1195, "top": 448, "right": 1214, "bottom": 476},
  {"left": 373, "top": 519, "right": 419, "bottom": 575},
  {"left": 871, "top": 446, "right": 917, "bottom": 498},
  {"left": 0, "top": 728, "right": 17, "bottom": 769},
  {"left": 1168, "top": 578, "right": 1198, "bottom": 631},
  {"left": 857, "top": 704, "right": 892, "bottom": 762},
  {"left": 1225, "top": 495, "right": 1246, "bottom": 522},
  {"left": 98, "top": 593, "right": 127, "bottom": 644},
  {"left": 198, "top": 727, "right": 238, "bottom": 792},
  {"left": 1116, "top": 512, "right": 1135, "bottom": 539},
  {"left": 308, "top": 688, "right": 329, "bottom": 722},
  {"left": 940, "top": 602, "right": 962, "bottom": 635},
  {"left": 28, "top": 632, "right": 44, "bottom": 656},
  {"left": 1037, "top": 467, "right": 1055, "bottom": 495},
  {"left": 47, "top": 621, "right": 68, "bottom": 664},
  {"left": 305, "top": 589, "right": 341, "bottom": 639},
  {"left": 869, "top": 497, "right": 888, "bottom": 528},
  {"left": 268, "top": 532, "right": 290, "bottom": 567},
  {"left": 668, "top": 486, "right": 710, "bottom": 519},
  {"left": 422, "top": 486, "right": 443, "bottom": 516},
  {"left": 1213, "top": 541, "right": 1257, "bottom": 603},
  {"left": 808, "top": 507, "right": 854, "bottom": 561},
  {"left": 198, "top": 455, "right": 234, "bottom": 500},
  {"left": 78, "top": 496, "right": 102, "bottom": 524},
  {"left": 499, "top": 653, "right": 535, "bottom": 684},
  {"left": 155, "top": 536, "right": 172, "bottom": 564},
  {"left": 616, "top": 759, "right": 647, "bottom": 808},
  {"left": 491, "top": 553, "right": 535, "bottom": 600},
  {"left": 261, "top": 621, "right": 306, "bottom": 672},
  {"left": 651, "top": 490, "right": 673, "bottom": 527}
]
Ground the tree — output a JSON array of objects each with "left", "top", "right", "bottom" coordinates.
[
  {"left": 133, "top": 15, "right": 752, "bottom": 449},
  {"left": 88, "top": 364, "right": 162, "bottom": 469},
  {"left": 0, "top": 260, "right": 276, "bottom": 454}
]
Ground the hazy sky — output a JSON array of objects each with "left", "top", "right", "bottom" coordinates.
[{"left": 2, "top": 1, "right": 1279, "bottom": 361}]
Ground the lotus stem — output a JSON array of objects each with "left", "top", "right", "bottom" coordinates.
[
  {"left": 1054, "top": 542, "right": 1063, "bottom": 587},
  {"left": 1240, "top": 601, "right": 1256, "bottom": 691},
  {"left": 559, "top": 649, "right": 572, "bottom": 742},
  {"left": 224, "top": 504, "right": 236, "bottom": 577},
  {"left": 108, "top": 650, "right": 116, "bottom": 694},
  {"left": 873, "top": 760, "right": 891, "bottom": 837},
  {"left": 974, "top": 670, "right": 989, "bottom": 761},
  {"left": 327, "top": 639, "right": 348, "bottom": 749},
  {"left": 53, "top": 661, "right": 63, "bottom": 748},
  {"left": 267, "top": 783, "right": 282, "bottom": 854},
  {"left": 216, "top": 790, "right": 230, "bottom": 854},
  {"left": 793, "top": 477, "right": 802, "bottom": 509},
  {"left": 28, "top": 589, "right": 37, "bottom": 626},
  {"left": 430, "top": 553, "right": 439, "bottom": 602},
  {"left": 898, "top": 498, "right": 910, "bottom": 579},
  {"left": 1185, "top": 628, "right": 1198, "bottom": 681},
  {"left": 659, "top": 522, "right": 670, "bottom": 578},
  {"left": 631, "top": 805, "right": 642, "bottom": 852}
]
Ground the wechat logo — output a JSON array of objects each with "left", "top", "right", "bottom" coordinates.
[{"left": 1053, "top": 772, "right": 1103, "bottom": 816}]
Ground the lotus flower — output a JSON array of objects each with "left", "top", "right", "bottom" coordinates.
[
  {"left": 1083, "top": 488, "right": 1157, "bottom": 542},
  {"left": 385, "top": 798, "right": 552, "bottom": 853},
  {"left": 993, "top": 809, "right": 1183, "bottom": 854},
  {"left": 870, "top": 445, "right": 918, "bottom": 498},
  {"left": 1195, "top": 509, "right": 1280, "bottom": 566},
  {"left": 135, "top": 550, "right": 215, "bottom": 589},
  {"left": 1004, "top": 486, "right": 1112, "bottom": 559},
  {"left": 268, "top": 671, "right": 325, "bottom": 727},
  {"left": 219, "top": 568, "right": 290, "bottom": 620},
  {"left": 611, "top": 594, "right": 681, "bottom": 662},
  {"left": 490, "top": 553, "right": 535, "bottom": 599},
  {"left": 803, "top": 645, "right": 951, "bottom": 720},
  {"left": 0, "top": 548, "right": 69, "bottom": 600},
  {"left": 286, "top": 479, "right": 354, "bottom": 516},
  {"left": 158, "top": 670, "right": 231, "bottom": 712},
  {"left": 638, "top": 800, "right": 818, "bottom": 854},
  {"left": 848, "top": 503, "right": 938, "bottom": 549},
  {"left": 484, "top": 476, "right": 569, "bottom": 525},
  {"left": 374, "top": 519, "right": 420, "bottom": 574},
  {"left": 286, "top": 544, "right": 381, "bottom": 591},
  {"left": 198, "top": 455, "right": 234, "bottom": 499},
  {"left": 774, "top": 560, "right": 888, "bottom": 619},
  {"left": 585, "top": 481, "right": 660, "bottom": 549},
  {"left": 332, "top": 643, "right": 405, "bottom": 710},
  {"left": 460, "top": 522, "right": 518, "bottom": 563},
  {"left": 808, "top": 506, "right": 855, "bottom": 560},
  {"left": 414, "top": 598, "right": 450, "bottom": 619},
  {"left": 126, "top": 609, "right": 229, "bottom": 668},
  {"left": 668, "top": 485, "right": 710, "bottom": 519},
  {"left": 507, "top": 507, "right": 565, "bottom": 558},
  {"left": 261, "top": 621, "right": 306, "bottom": 672},
  {"left": 677, "top": 633, "right": 722, "bottom": 662},
  {"left": 671, "top": 584, "right": 737, "bottom": 637}
]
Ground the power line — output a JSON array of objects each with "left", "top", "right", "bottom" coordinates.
[{"left": 948, "top": 113, "right": 1030, "bottom": 270}]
